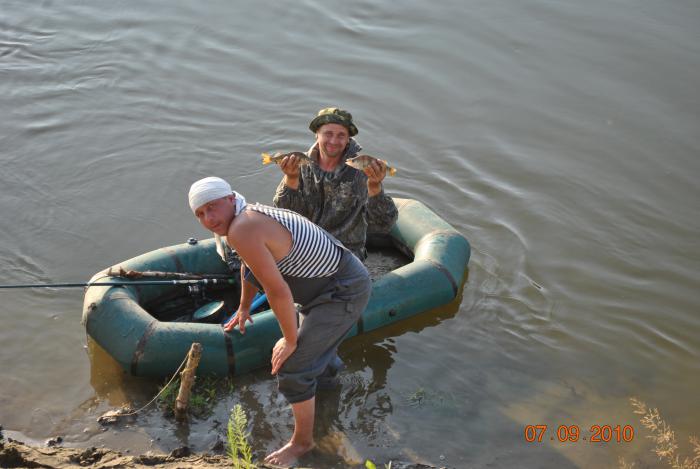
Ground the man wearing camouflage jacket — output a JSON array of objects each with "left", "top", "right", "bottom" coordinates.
[{"left": 273, "top": 107, "right": 398, "bottom": 260}]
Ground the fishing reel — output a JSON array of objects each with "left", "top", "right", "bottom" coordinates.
[
  {"left": 187, "top": 283, "right": 224, "bottom": 323},
  {"left": 187, "top": 282, "right": 212, "bottom": 306}
]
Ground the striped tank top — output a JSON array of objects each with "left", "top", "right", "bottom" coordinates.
[{"left": 245, "top": 204, "right": 342, "bottom": 278}]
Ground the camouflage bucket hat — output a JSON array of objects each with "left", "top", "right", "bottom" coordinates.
[{"left": 309, "top": 107, "right": 358, "bottom": 136}]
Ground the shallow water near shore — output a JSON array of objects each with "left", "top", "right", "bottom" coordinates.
[{"left": 1, "top": 1, "right": 699, "bottom": 467}]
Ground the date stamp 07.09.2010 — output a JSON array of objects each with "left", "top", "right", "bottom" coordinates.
[{"left": 524, "top": 424, "right": 635, "bottom": 443}]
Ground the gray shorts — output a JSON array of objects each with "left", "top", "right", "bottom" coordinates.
[{"left": 277, "top": 249, "right": 371, "bottom": 403}]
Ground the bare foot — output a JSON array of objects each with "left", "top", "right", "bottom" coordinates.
[{"left": 264, "top": 440, "right": 315, "bottom": 467}]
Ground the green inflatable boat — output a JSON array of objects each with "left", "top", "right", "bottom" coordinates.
[{"left": 81, "top": 198, "right": 470, "bottom": 377}]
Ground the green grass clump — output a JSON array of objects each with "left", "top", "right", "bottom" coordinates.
[
  {"left": 156, "top": 375, "right": 225, "bottom": 418},
  {"left": 156, "top": 379, "right": 179, "bottom": 409},
  {"left": 365, "top": 460, "right": 392, "bottom": 469},
  {"left": 227, "top": 404, "right": 254, "bottom": 469}
]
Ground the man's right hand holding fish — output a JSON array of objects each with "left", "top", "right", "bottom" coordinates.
[{"left": 278, "top": 153, "right": 304, "bottom": 191}]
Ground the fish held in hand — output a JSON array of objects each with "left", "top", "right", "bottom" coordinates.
[
  {"left": 345, "top": 154, "right": 397, "bottom": 176},
  {"left": 261, "top": 151, "right": 311, "bottom": 166}
]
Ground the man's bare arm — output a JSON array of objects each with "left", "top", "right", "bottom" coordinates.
[{"left": 229, "top": 225, "right": 298, "bottom": 346}]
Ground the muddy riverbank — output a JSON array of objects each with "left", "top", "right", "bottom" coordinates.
[{"left": 0, "top": 426, "right": 446, "bottom": 469}]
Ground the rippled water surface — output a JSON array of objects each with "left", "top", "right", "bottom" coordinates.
[{"left": 1, "top": 1, "right": 699, "bottom": 467}]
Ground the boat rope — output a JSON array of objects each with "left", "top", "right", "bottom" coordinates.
[{"left": 98, "top": 353, "right": 189, "bottom": 422}]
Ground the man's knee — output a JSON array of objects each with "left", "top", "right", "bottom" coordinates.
[
  {"left": 277, "top": 346, "right": 340, "bottom": 403},
  {"left": 277, "top": 372, "right": 317, "bottom": 404}
]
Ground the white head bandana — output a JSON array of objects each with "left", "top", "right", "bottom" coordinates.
[{"left": 188, "top": 177, "right": 247, "bottom": 215}]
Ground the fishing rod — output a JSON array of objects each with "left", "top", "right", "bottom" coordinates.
[
  {"left": 104, "top": 267, "right": 235, "bottom": 280},
  {"left": 0, "top": 278, "right": 237, "bottom": 289},
  {"left": 0, "top": 268, "right": 237, "bottom": 290}
]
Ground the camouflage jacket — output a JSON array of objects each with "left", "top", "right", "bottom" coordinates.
[{"left": 273, "top": 139, "right": 398, "bottom": 260}]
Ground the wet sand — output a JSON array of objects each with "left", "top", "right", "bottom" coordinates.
[
  {"left": 0, "top": 435, "right": 444, "bottom": 469},
  {"left": 1, "top": 438, "right": 232, "bottom": 468}
]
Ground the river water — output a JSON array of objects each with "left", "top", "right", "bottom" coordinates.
[{"left": 1, "top": 1, "right": 698, "bottom": 467}]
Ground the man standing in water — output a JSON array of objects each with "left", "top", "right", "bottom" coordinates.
[
  {"left": 188, "top": 177, "right": 371, "bottom": 466},
  {"left": 273, "top": 107, "right": 398, "bottom": 260}
]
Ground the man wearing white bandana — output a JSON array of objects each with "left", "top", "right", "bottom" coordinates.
[
  {"left": 188, "top": 177, "right": 247, "bottom": 267},
  {"left": 189, "top": 177, "right": 370, "bottom": 467}
]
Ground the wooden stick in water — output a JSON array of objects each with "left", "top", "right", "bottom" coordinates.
[{"left": 174, "top": 342, "right": 202, "bottom": 421}]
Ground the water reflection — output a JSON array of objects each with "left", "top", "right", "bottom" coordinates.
[{"left": 86, "top": 338, "right": 131, "bottom": 407}]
